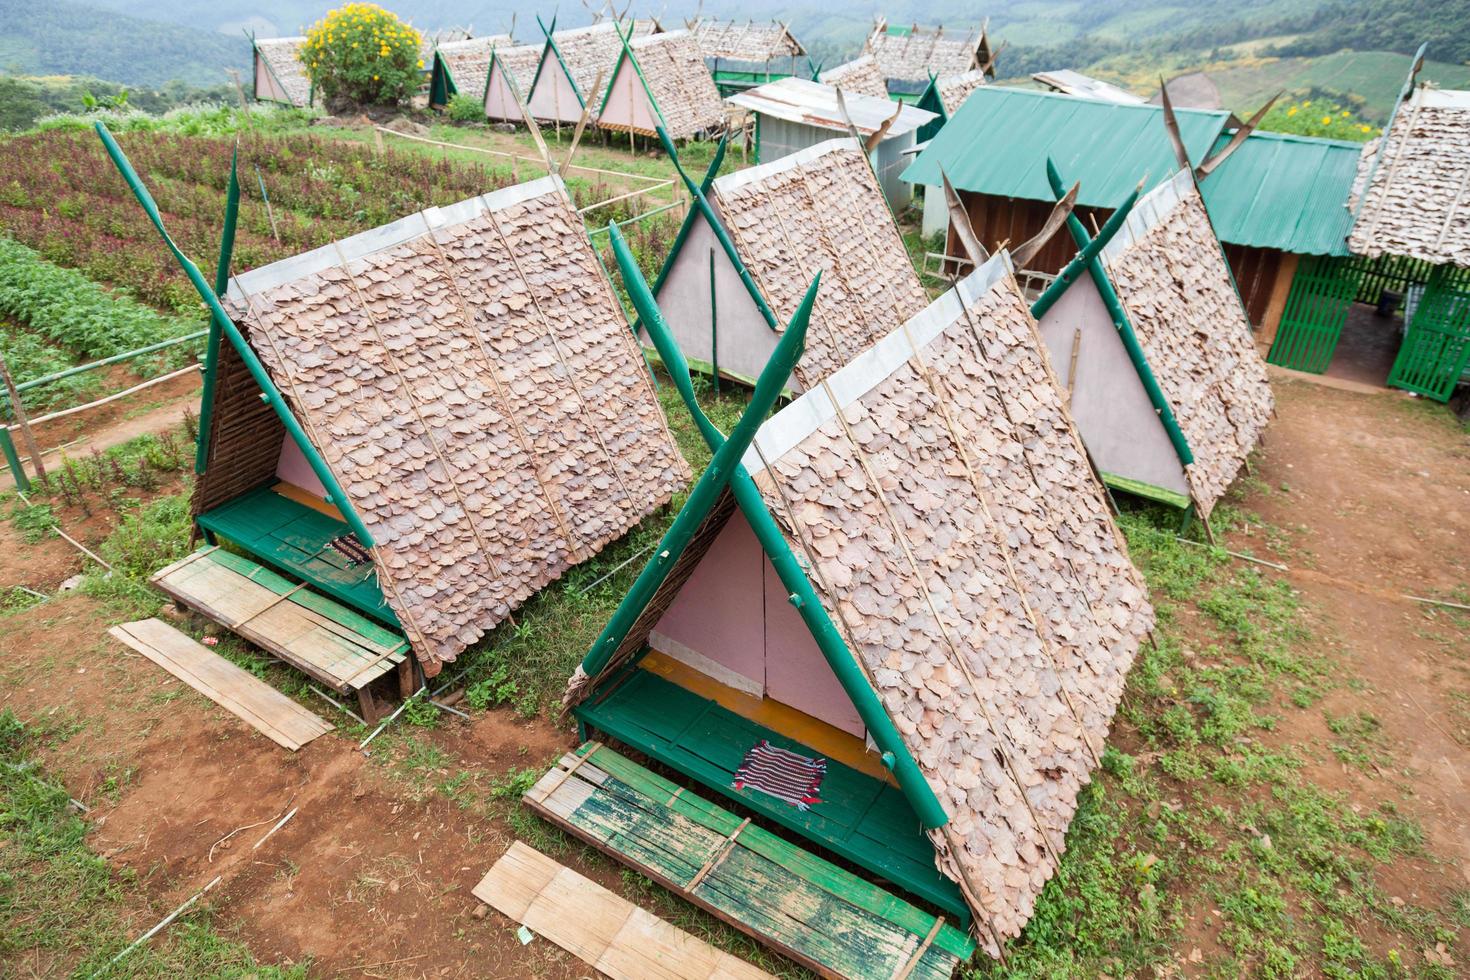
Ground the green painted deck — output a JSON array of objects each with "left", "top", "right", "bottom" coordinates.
[
  {"left": 1102, "top": 471, "right": 1193, "bottom": 511},
  {"left": 527, "top": 742, "right": 975, "bottom": 979},
  {"left": 197, "top": 484, "right": 397, "bottom": 627},
  {"left": 574, "top": 667, "right": 969, "bottom": 922}
]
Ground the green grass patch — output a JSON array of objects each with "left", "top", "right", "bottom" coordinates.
[{"left": 972, "top": 505, "right": 1459, "bottom": 978}]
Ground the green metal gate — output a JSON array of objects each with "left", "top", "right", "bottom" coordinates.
[
  {"left": 1388, "top": 264, "right": 1470, "bottom": 402},
  {"left": 1266, "top": 255, "right": 1359, "bottom": 373}
]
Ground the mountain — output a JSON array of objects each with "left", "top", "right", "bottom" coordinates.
[{"left": 0, "top": 0, "right": 249, "bottom": 88}]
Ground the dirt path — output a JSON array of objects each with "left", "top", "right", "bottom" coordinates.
[
  {"left": 1235, "top": 377, "right": 1470, "bottom": 891},
  {"left": 4, "top": 375, "right": 200, "bottom": 491},
  {"left": 0, "top": 594, "right": 601, "bottom": 979}
]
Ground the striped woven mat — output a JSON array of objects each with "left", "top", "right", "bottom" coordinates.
[{"left": 732, "top": 740, "right": 827, "bottom": 810}]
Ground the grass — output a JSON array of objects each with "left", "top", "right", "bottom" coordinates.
[
  {"left": 966, "top": 502, "right": 1461, "bottom": 978},
  {"left": 0, "top": 709, "right": 306, "bottom": 977}
]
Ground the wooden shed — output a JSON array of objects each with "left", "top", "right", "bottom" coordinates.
[
  {"left": 543, "top": 240, "right": 1154, "bottom": 973},
  {"left": 427, "top": 34, "right": 510, "bottom": 110},
  {"left": 597, "top": 30, "right": 726, "bottom": 142},
  {"left": 817, "top": 56, "right": 890, "bottom": 100},
  {"left": 904, "top": 86, "right": 1363, "bottom": 348},
  {"left": 726, "top": 78, "right": 935, "bottom": 208},
  {"left": 1346, "top": 80, "right": 1470, "bottom": 402},
  {"left": 482, "top": 43, "right": 544, "bottom": 122},
  {"left": 252, "top": 35, "right": 314, "bottom": 109},
  {"left": 1032, "top": 168, "right": 1274, "bottom": 518},
  {"left": 864, "top": 19, "right": 994, "bottom": 99},
  {"left": 691, "top": 18, "right": 806, "bottom": 95},
  {"left": 648, "top": 137, "right": 930, "bottom": 390},
  {"left": 526, "top": 20, "right": 658, "bottom": 127},
  {"left": 154, "top": 175, "right": 690, "bottom": 717}
]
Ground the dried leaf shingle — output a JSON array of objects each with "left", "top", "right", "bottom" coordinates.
[
  {"left": 1349, "top": 88, "right": 1470, "bottom": 266},
  {"left": 751, "top": 266, "right": 1153, "bottom": 953},
  {"left": 228, "top": 182, "right": 689, "bottom": 671},
  {"left": 1105, "top": 177, "right": 1274, "bottom": 516},
  {"left": 713, "top": 140, "right": 931, "bottom": 386}
]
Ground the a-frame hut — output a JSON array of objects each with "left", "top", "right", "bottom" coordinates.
[
  {"left": 540, "top": 243, "right": 1154, "bottom": 972},
  {"left": 154, "top": 175, "right": 690, "bottom": 717},
  {"left": 428, "top": 34, "right": 510, "bottom": 110},
  {"left": 252, "top": 35, "right": 314, "bottom": 109},
  {"left": 864, "top": 19, "right": 994, "bottom": 99},
  {"left": 650, "top": 138, "right": 931, "bottom": 390},
  {"left": 482, "top": 43, "right": 544, "bottom": 122},
  {"left": 1347, "top": 82, "right": 1470, "bottom": 402},
  {"left": 597, "top": 30, "right": 726, "bottom": 142},
  {"left": 526, "top": 20, "right": 659, "bottom": 126},
  {"left": 726, "top": 79, "right": 935, "bottom": 206},
  {"left": 691, "top": 18, "right": 806, "bottom": 95},
  {"left": 1032, "top": 167, "right": 1274, "bottom": 517},
  {"left": 817, "top": 55, "right": 890, "bottom": 100}
]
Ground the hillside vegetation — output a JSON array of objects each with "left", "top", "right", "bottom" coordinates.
[{"left": 0, "top": 0, "right": 248, "bottom": 88}]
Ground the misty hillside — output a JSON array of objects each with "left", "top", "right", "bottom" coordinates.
[
  {"left": 0, "top": 0, "right": 249, "bottom": 88},
  {"left": 3, "top": 0, "right": 1466, "bottom": 112}
]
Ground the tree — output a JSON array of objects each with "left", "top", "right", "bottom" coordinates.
[{"left": 301, "top": 3, "right": 423, "bottom": 109}]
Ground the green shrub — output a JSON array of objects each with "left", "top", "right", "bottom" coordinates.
[
  {"left": 302, "top": 4, "right": 424, "bottom": 108},
  {"left": 465, "top": 663, "right": 519, "bottom": 710},
  {"left": 0, "top": 238, "right": 203, "bottom": 362},
  {"left": 446, "top": 93, "right": 484, "bottom": 124},
  {"left": 97, "top": 493, "right": 191, "bottom": 580}
]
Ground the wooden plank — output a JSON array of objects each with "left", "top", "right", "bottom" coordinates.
[
  {"left": 153, "top": 550, "right": 407, "bottom": 692},
  {"left": 570, "top": 744, "right": 973, "bottom": 957},
  {"left": 576, "top": 672, "right": 965, "bottom": 919},
  {"left": 473, "top": 842, "right": 774, "bottom": 980},
  {"left": 525, "top": 745, "right": 975, "bottom": 978},
  {"left": 108, "top": 619, "right": 332, "bottom": 751}
]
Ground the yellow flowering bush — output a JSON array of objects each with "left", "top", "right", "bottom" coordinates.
[
  {"left": 301, "top": 4, "right": 423, "bottom": 107},
  {"left": 1259, "top": 96, "right": 1379, "bottom": 142}
]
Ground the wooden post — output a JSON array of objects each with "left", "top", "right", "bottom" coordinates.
[
  {"left": 1257, "top": 251, "right": 1298, "bottom": 353},
  {"left": 0, "top": 348, "right": 45, "bottom": 482},
  {"left": 397, "top": 657, "right": 416, "bottom": 700}
]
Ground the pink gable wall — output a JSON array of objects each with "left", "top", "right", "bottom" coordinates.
[
  {"left": 526, "top": 58, "right": 584, "bottom": 124},
  {"left": 652, "top": 510, "right": 866, "bottom": 737},
  {"left": 763, "top": 563, "right": 865, "bottom": 736},
  {"left": 254, "top": 56, "right": 291, "bottom": 104},
  {"left": 484, "top": 70, "right": 521, "bottom": 122},
  {"left": 275, "top": 435, "right": 328, "bottom": 498},
  {"left": 651, "top": 509, "right": 765, "bottom": 690},
  {"left": 600, "top": 60, "right": 659, "bottom": 133}
]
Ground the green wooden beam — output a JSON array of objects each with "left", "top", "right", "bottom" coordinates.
[
  {"left": 195, "top": 144, "right": 239, "bottom": 475},
  {"left": 655, "top": 125, "right": 780, "bottom": 331},
  {"left": 94, "top": 123, "right": 376, "bottom": 546},
  {"left": 1029, "top": 180, "right": 1139, "bottom": 319},
  {"left": 16, "top": 330, "right": 207, "bottom": 395},
  {"left": 579, "top": 240, "right": 814, "bottom": 687},
  {"left": 1036, "top": 158, "right": 1195, "bottom": 470},
  {"left": 632, "top": 133, "right": 728, "bottom": 344},
  {"left": 605, "top": 223, "right": 950, "bottom": 832}
]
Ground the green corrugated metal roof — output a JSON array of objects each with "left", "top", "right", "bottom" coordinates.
[
  {"left": 1198, "top": 131, "right": 1360, "bottom": 256},
  {"left": 901, "top": 86, "right": 1231, "bottom": 209}
]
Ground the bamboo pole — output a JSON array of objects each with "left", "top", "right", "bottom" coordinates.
[{"left": 0, "top": 348, "right": 44, "bottom": 482}]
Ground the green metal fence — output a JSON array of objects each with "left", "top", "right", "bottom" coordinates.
[
  {"left": 1345, "top": 253, "right": 1436, "bottom": 306},
  {"left": 1388, "top": 264, "right": 1470, "bottom": 402},
  {"left": 1266, "top": 255, "right": 1359, "bottom": 373}
]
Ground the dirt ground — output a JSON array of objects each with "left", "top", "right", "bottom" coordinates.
[
  {"left": 1242, "top": 374, "right": 1470, "bottom": 892},
  {"left": 0, "top": 371, "right": 1466, "bottom": 977}
]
